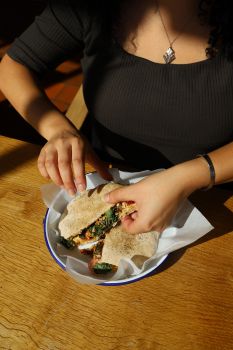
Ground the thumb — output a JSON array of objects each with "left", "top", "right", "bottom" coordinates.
[{"left": 104, "top": 185, "right": 133, "bottom": 204}]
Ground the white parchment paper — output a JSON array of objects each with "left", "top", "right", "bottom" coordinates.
[{"left": 42, "top": 169, "right": 214, "bottom": 284}]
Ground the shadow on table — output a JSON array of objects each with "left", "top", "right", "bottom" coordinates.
[
  {"left": 150, "top": 186, "right": 233, "bottom": 276},
  {"left": 0, "top": 141, "right": 40, "bottom": 176},
  {"left": 152, "top": 248, "right": 187, "bottom": 276},
  {"left": 188, "top": 187, "right": 233, "bottom": 246}
]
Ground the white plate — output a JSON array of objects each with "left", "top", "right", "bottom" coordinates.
[{"left": 43, "top": 171, "right": 168, "bottom": 286}]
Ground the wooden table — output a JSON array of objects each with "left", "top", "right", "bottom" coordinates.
[{"left": 1, "top": 135, "right": 233, "bottom": 350}]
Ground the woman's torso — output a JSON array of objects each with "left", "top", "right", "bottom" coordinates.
[{"left": 81, "top": 1, "right": 233, "bottom": 168}]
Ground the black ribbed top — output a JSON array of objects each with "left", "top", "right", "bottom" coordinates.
[{"left": 7, "top": 0, "right": 233, "bottom": 169}]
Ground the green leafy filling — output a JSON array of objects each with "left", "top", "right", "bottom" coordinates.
[
  {"left": 60, "top": 206, "right": 119, "bottom": 249},
  {"left": 93, "top": 262, "right": 113, "bottom": 274},
  {"left": 93, "top": 241, "right": 104, "bottom": 258},
  {"left": 59, "top": 236, "right": 76, "bottom": 249},
  {"left": 81, "top": 206, "right": 119, "bottom": 239}
]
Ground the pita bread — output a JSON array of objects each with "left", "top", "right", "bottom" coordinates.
[
  {"left": 100, "top": 225, "right": 159, "bottom": 267},
  {"left": 58, "top": 183, "right": 135, "bottom": 240}
]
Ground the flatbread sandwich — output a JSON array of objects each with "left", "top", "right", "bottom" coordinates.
[{"left": 58, "top": 183, "right": 158, "bottom": 274}]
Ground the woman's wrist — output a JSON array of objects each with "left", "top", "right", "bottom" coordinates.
[
  {"left": 38, "top": 110, "right": 77, "bottom": 140},
  {"left": 170, "top": 158, "right": 212, "bottom": 196}
]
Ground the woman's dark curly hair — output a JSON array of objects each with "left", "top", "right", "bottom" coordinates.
[{"left": 199, "top": 0, "right": 233, "bottom": 59}]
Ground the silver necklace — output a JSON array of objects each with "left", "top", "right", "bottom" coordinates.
[{"left": 157, "top": 7, "right": 194, "bottom": 64}]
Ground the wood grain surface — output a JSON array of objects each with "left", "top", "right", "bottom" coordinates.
[{"left": 0, "top": 136, "right": 233, "bottom": 350}]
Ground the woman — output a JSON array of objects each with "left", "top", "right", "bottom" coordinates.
[{"left": 0, "top": 0, "right": 232, "bottom": 234}]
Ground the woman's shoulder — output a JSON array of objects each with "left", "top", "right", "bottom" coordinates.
[
  {"left": 6, "top": 0, "right": 114, "bottom": 74},
  {"left": 50, "top": 0, "right": 112, "bottom": 35},
  {"left": 67, "top": 0, "right": 115, "bottom": 45},
  {"left": 54, "top": 0, "right": 109, "bottom": 20}
]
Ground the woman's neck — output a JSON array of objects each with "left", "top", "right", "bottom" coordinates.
[
  {"left": 156, "top": 0, "right": 200, "bottom": 30},
  {"left": 157, "top": 0, "right": 198, "bottom": 13},
  {"left": 115, "top": 0, "right": 211, "bottom": 64}
]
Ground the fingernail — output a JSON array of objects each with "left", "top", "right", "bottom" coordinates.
[
  {"left": 68, "top": 189, "right": 76, "bottom": 197},
  {"left": 77, "top": 184, "right": 85, "bottom": 193},
  {"left": 104, "top": 194, "right": 110, "bottom": 202},
  {"left": 131, "top": 212, "right": 138, "bottom": 220}
]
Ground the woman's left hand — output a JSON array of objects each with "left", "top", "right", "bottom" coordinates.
[{"left": 104, "top": 162, "right": 208, "bottom": 234}]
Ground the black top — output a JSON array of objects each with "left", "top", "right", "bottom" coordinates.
[{"left": 7, "top": 0, "right": 233, "bottom": 170}]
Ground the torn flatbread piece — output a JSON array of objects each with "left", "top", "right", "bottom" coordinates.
[{"left": 89, "top": 225, "right": 159, "bottom": 274}]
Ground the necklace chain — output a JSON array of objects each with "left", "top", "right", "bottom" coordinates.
[
  {"left": 157, "top": 5, "right": 196, "bottom": 63},
  {"left": 157, "top": 7, "right": 194, "bottom": 48}
]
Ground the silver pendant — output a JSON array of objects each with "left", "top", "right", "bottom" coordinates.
[{"left": 163, "top": 47, "right": 176, "bottom": 64}]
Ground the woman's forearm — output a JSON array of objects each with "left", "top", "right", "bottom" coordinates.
[
  {"left": 0, "top": 54, "right": 76, "bottom": 140},
  {"left": 173, "top": 142, "right": 233, "bottom": 195}
]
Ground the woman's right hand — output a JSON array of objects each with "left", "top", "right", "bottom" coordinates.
[{"left": 37, "top": 130, "right": 112, "bottom": 196}]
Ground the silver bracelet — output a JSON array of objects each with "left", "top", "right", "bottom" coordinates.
[{"left": 197, "top": 154, "right": 216, "bottom": 190}]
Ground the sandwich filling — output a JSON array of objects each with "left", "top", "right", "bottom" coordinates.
[
  {"left": 60, "top": 201, "right": 135, "bottom": 249},
  {"left": 89, "top": 240, "right": 116, "bottom": 274}
]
